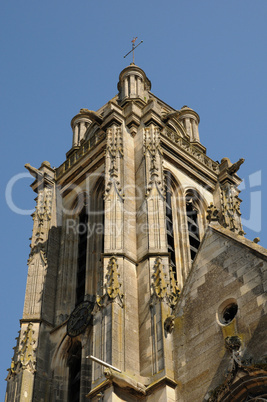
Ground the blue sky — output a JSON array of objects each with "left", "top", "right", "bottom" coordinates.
[{"left": 1, "top": 0, "right": 267, "bottom": 397}]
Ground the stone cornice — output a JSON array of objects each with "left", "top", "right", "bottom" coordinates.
[
  {"left": 87, "top": 373, "right": 177, "bottom": 399},
  {"left": 102, "top": 252, "right": 137, "bottom": 266},
  {"left": 100, "top": 109, "right": 124, "bottom": 129},
  {"left": 161, "top": 131, "right": 218, "bottom": 175},
  {"left": 138, "top": 252, "right": 170, "bottom": 264},
  {"left": 56, "top": 131, "right": 105, "bottom": 180},
  {"left": 20, "top": 318, "right": 54, "bottom": 328},
  {"left": 145, "top": 375, "right": 178, "bottom": 394},
  {"left": 59, "top": 150, "right": 105, "bottom": 198},
  {"left": 161, "top": 142, "right": 218, "bottom": 191}
]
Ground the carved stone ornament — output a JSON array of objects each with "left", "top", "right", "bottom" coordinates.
[
  {"left": 31, "top": 187, "right": 53, "bottom": 246},
  {"left": 208, "top": 336, "right": 267, "bottom": 401},
  {"left": 106, "top": 257, "right": 122, "bottom": 299},
  {"left": 164, "top": 315, "right": 175, "bottom": 334},
  {"left": 161, "top": 127, "right": 219, "bottom": 174},
  {"left": 207, "top": 203, "right": 220, "bottom": 223},
  {"left": 104, "top": 126, "right": 124, "bottom": 200},
  {"left": 6, "top": 323, "right": 36, "bottom": 380},
  {"left": 168, "top": 268, "right": 180, "bottom": 308},
  {"left": 151, "top": 257, "right": 180, "bottom": 308},
  {"left": 219, "top": 183, "right": 245, "bottom": 235},
  {"left": 96, "top": 257, "right": 124, "bottom": 308},
  {"left": 225, "top": 336, "right": 242, "bottom": 352},
  {"left": 152, "top": 257, "right": 167, "bottom": 299},
  {"left": 144, "top": 126, "right": 165, "bottom": 198},
  {"left": 227, "top": 158, "right": 245, "bottom": 175},
  {"left": 27, "top": 246, "right": 47, "bottom": 266}
]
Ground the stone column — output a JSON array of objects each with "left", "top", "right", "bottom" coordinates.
[
  {"left": 123, "top": 78, "right": 128, "bottom": 98},
  {"left": 129, "top": 74, "right": 136, "bottom": 97},
  {"left": 185, "top": 118, "right": 192, "bottom": 139},
  {"left": 192, "top": 119, "right": 200, "bottom": 142},
  {"left": 79, "top": 121, "right": 86, "bottom": 142},
  {"left": 73, "top": 125, "right": 79, "bottom": 146},
  {"left": 137, "top": 76, "right": 142, "bottom": 97}
]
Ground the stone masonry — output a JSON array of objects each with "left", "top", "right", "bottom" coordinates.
[{"left": 5, "top": 64, "right": 267, "bottom": 401}]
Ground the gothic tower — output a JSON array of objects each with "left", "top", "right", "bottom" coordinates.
[{"left": 6, "top": 65, "right": 267, "bottom": 401}]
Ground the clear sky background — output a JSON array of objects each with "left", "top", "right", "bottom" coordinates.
[{"left": 1, "top": 0, "right": 267, "bottom": 398}]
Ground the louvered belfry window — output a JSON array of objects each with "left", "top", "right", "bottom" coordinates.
[
  {"left": 186, "top": 196, "right": 200, "bottom": 261},
  {"left": 165, "top": 171, "right": 177, "bottom": 280}
]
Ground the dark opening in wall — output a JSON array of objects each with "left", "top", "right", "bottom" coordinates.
[
  {"left": 165, "top": 171, "right": 177, "bottom": 280},
  {"left": 186, "top": 197, "right": 200, "bottom": 261},
  {"left": 218, "top": 299, "right": 238, "bottom": 325},
  {"left": 76, "top": 208, "right": 88, "bottom": 305},
  {"left": 68, "top": 342, "right": 82, "bottom": 402},
  {"left": 222, "top": 303, "right": 238, "bottom": 324}
]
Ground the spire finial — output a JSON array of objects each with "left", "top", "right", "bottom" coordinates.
[{"left": 124, "top": 37, "right": 143, "bottom": 64}]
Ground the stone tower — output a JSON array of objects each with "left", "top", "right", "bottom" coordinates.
[{"left": 6, "top": 65, "right": 267, "bottom": 401}]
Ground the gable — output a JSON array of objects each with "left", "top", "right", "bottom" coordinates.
[{"left": 173, "top": 224, "right": 267, "bottom": 401}]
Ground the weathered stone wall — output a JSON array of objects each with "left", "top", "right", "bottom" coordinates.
[{"left": 174, "top": 225, "right": 267, "bottom": 401}]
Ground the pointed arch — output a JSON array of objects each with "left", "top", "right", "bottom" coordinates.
[
  {"left": 164, "top": 172, "right": 208, "bottom": 289},
  {"left": 164, "top": 170, "right": 188, "bottom": 289},
  {"left": 68, "top": 176, "right": 105, "bottom": 303},
  {"left": 184, "top": 188, "right": 207, "bottom": 263}
]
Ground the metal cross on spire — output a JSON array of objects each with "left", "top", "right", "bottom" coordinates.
[{"left": 124, "top": 37, "right": 143, "bottom": 64}]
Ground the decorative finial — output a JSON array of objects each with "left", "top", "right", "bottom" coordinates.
[{"left": 124, "top": 37, "right": 143, "bottom": 64}]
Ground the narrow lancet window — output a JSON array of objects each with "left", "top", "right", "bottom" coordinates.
[
  {"left": 165, "top": 171, "right": 177, "bottom": 280},
  {"left": 76, "top": 207, "right": 88, "bottom": 305},
  {"left": 186, "top": 196, "right": 200, "bottom": 261}
]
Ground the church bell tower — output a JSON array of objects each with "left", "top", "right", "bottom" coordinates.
[{"left": 6, "top": 64, "right": 267, "bottom": 402}]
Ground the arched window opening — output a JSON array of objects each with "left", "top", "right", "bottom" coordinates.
[
  {"left": 68, "top": 342, "right": 82, "bottom": 402},
  {"left": 88, "top": 177, "right": 105, "bottom": 296},
  {"left": 186, "top": 194, "right": 200, "bottom": 261},
  {"left": 76, "top": 207, "right": 88, "bottom": 305},
  {"left": 165, "top": 171, "right": 177, "bottom": 280}
]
